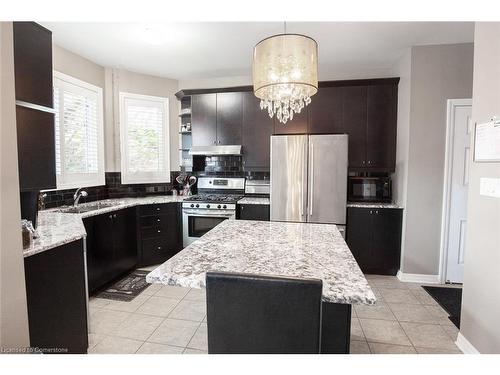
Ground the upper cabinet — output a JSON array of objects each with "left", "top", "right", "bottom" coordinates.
[
  {"left": 13, "top": 22, "right": 56, "bottom": 191},
  {"left": 182, "top": 78, "right": 399, "bottom": 172},
  {"left": 191, "top": 92, "right": 243, "bottom": 146},
  {"left": 216, "top": 92, "right": 242, "bottom": 145},
  {"left": 13, "top": 22, "right": 53, "bottom": 108},
  {"left": 366, "top": 84, "right": 398, "bottom": 170},
  {"left": 191, "top": 94, "right": 217, "bottom": 146},
  {"left": 242, "top": 92, "right": 273, "bottom": 170}
]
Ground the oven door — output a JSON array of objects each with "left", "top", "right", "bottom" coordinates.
[{"left": 182, "top": 209, "right": 235, "bottom": 247}]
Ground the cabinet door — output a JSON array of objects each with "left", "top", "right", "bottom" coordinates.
[
  {"left": 112, "top": 208, "right": 138, "bottom": 277},
  {"left": 371, "top": 208, "right": 402, "bottom": 275},
  {"left": 88, "top": 213, "right": 114, "bottom": 293},
  {"left": 342, "top": 86, "right": 367, "bottom": 168},
  {"left": 13, "top": 22, "right": 53, "bottom": 108},
  {"left": 309, "top": 86, "right": 343, "bottom": 134},
  {"left": 366, "top": 84, "right": 398, "bottom": 171},
  {"left": 192, "top": 94, "right": 217, "bottom": 146},
  {"left": 238, "top": 204, "right": 270, "bottom": 221},
  {"left": 16, "top": 106, "right": 56, "bottom": 191},
  {"left": 273, "top": 107, "right": 309, "bottom": 134},
  {"left": 242, "top": 92, "right": 273, "bottom": 169},
  {"left": 24, "top": 240, "right": 88, "bottom": 353},
  {"left": 346, "top": 208, "right": 373, "bottom": 272},
  {"left": 216, "top": 92, "right": 242, "bottom": 145}
]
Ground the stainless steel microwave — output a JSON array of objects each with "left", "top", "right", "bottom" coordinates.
[{"left": 347, "top": 176, "right": 392, "bottom": 203}]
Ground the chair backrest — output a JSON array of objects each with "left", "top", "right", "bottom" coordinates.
[{"left": 206, "top": 271, "right": 323, "bottom": 354}]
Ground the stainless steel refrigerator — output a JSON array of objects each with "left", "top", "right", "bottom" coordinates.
[{"left": 270, "top": 134, "right": 348, "bottom": 231}]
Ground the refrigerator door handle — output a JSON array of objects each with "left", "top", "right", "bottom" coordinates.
[
  {"left": 301, "top": 140, "right": 308, "bottom": 219},
  {"left": 308, "top": 142, "right": 314, "bottom": 217}
]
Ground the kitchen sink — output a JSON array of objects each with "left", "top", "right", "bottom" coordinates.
[{"left": 58, "top": 202, "right": 121, "bottom": 214}]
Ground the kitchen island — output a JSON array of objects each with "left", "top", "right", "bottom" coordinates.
[{"left": 147, "top": 219, "right": 376, "bottom": 353}]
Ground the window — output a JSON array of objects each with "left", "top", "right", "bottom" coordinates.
[
  {"left": 53, "top": 72, "right": 105, "bottom": 189},
  {"left": 119, "top": 92, "right": 170, "bottom": 184}
]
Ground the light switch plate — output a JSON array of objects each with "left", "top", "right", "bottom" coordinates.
[{"left": 480, "top": 177, "right": 500, "bottom": 198}]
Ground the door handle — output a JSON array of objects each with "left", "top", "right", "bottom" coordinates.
[{"left": 308, "top": 142, "right": 314, "bottom": 217}]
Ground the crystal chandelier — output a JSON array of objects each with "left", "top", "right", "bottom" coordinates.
[{"left": 252, "top": 29, "right": 318, "bottom": 124}]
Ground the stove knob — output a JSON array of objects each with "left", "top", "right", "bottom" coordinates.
[
  {"left": 206, "top": 204, "right": 211, "bottom": 208},
  {"left": 195, "top": 204, "right": 199, "bottom": 208},
  {"left": 190, "top": 204, "right": 194, "bottom": 208},
  {"left": 217, "top": 205, "right": 221, "bottom": 209},
  {"left": 223, "top": 205, "right": 227, "bottom": 209}
]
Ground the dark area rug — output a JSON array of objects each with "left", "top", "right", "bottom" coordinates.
[
  {"left": 96, "top": 270, "right": 150, "bottom": 302},
  {"left": 422, "top": 286, "right": 462, "bottom": 328}
]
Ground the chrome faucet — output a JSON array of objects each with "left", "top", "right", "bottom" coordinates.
[{"left": 73, "top": 188, "right": 88, "bottom": 207}]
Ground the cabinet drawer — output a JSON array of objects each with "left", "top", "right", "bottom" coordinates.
[
  {"left": 141, "top": 225, "right": 169, "bottom": 239},
  {"left": 139, "top": 215, "right": 169, "bottom": 228},
  {"left": 140, "top": 238, "right": 176, "bottom": 266},
  {"left": 138, "top": 203, "right": 176, "bottom": 217}
]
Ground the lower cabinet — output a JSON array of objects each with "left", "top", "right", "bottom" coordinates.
[
  {"left": 137, "top": 203, "right": 182, "bottom": 267},
  {"left": 84, "top": 207, "right": 137, "bottom": 294},
  {"left": 346, "top": 207, "right": 403, "bottom": 276},
  {"left": 237, "top": 204, "right": 270, "bottom": 221},
  {"left": 24, "top": 239, "right": 88, "bottom": 353}
]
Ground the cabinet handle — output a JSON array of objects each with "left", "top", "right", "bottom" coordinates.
[
  {"left": 362, "top": 161, "right": 366, "bottom": 165},
  {"left": 109, "top": 214, "right": 112, "bottom": 219},
  {"left": 369, "top": 210, "right": 373, "bottom": 214},
  {"left": 375, "top": 210, "right": 379, "bottom": 214},
  {"left": 368, "top": 160, "right": 371, "bottom": 165},
  {"left": 113, "top": 214, "right": 117, "bottom": 218},
  {"left": 157, "top": 218, "right": 161, "bottom": 222},
  {"left": 218, "top": 140, "right": 221, "bottom": 144},
  {"left": 157, "top": 230, "right": 161, "bottom": 233},
  {"left": 213, "top": 140, "right": 216, "bottom": 144},
  {"left": 157, "top": 246, "right": 162, "bottom": 250},
  {"left": 156, "top": 207, "right": 160, "bottom": 211}
]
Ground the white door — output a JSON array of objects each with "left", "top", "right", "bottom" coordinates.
[{"left": 445, "top": 99, "right": 472, "bottom": 283}]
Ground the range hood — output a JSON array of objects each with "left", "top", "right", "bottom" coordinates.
[{"left": 189, "top": 145, "right": 242, "bottom": 156}]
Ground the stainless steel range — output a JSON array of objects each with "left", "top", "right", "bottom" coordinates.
[{"left": 182, "top": 177, "right": 245, "bottom": 247}]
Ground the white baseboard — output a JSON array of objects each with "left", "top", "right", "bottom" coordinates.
[
  {"left": 396, "top": 271, "right": 440, "bottom": 284},
  {"left": 456, "top": 333, "right": 480, "bottom": 354}
]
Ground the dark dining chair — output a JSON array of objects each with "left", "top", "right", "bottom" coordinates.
[{"left": 205, "top": 271, "right": 323, "bottom": 354}]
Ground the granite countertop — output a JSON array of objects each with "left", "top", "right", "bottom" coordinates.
[
  {"left": 25, "top": 196, "right": 186, "bottom": 258},
  {"left": 237, "top": 196, "right": 270, "bottom": 205},
  {"left": 147, "top": 220, "right": 376, "bottom": 305},
  {"left": 347, "top": 202, "right": 403, "bottom": 209}
]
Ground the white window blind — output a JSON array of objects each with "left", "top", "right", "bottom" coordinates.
[
  {"left": 119, "top": 92, "right": 170, "bottom": 184},
  {"left": 53, "top": 72, "right": 105, "bottom": 189}
]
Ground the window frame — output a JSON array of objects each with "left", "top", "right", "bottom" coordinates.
[
  {"left": 53, "top": 71, "right": 105, "bottom": 190},
  {"left": 119, "top": 91, "right": 170, "bottom": 184}
]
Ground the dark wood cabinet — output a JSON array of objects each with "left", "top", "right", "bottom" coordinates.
[
  {"left": 13, "top": 22, "right": 56, "bottom": 192},
  {"left": 192, "top": 94, "right": 217, "bottom": 146},
  {"left": 216, "top": 92, "right": 242, "bottom": 145},
  {"left": 242, "top": 92, "right": 274, "bottom": 170},
  {"left": 342, "top": 86, "right": 368, "bottom": 169},
  {"left": 24, "top": 239, "right": 88, "bottom": 353},
  {"left": 137, "top": 203, "right": 182, "bottom": 267},
  {"left": 273, "top": 107, "right": 309, "bottom": 135},
  {"left": 84, "top": 208, "right": 137, "bottom": 294},
  {"left": 346, "top": 207, "right": 403, "bottom": 275},
  {"left": 309, "top": 86, "right": 343, "bottom": 134},
  {"left": 366, "top": 84, "right": 398, "bottom": 169},
  {"left": 16, "top": 106, "right": 56, "bottom": 191},
  {"left": 237, "top": 204, "right": 270, "bottom": 221},
  {"left": 183, "top": 78, "right": 399, "bottom": 172},
  {"left": 13, "top": 22, "right": 53, "bottom": 108}
]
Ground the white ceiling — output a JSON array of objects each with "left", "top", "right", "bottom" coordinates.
[{"left": 42, "top": 22, "right": 474, "bottom": 80}]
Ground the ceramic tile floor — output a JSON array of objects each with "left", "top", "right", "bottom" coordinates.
[{"left": 87, "top": 272, "right": 462, "bottom": 354}]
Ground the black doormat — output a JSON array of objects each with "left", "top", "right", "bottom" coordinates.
[
  {"left": 96, "top": 270, "right": 150, "bottom": 302},
  {"left": 422, "top": 286, "right": 462, "bottom": 329}
]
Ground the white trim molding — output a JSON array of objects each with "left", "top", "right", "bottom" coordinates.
[
  {"left": 396, "top": 271, "right": 440, "bottom": 284},
  {"left": 456, "top": 333, "right": 480, "bottom": 354}
]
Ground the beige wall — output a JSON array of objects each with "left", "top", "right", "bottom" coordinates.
[
  {"left": 0, "top": 22, "right": 30, "bottom": 349},
  {"left": 401, "top": 43, "right": 474, "bottom": 275},
  {"left": 460, "top": 23, "right": 500, "bottom": 353},
  {"left": 52, "top": 46, "right": 180, "bottom": 174}
]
